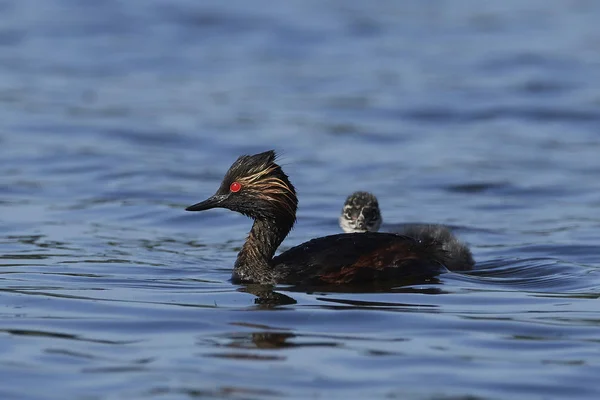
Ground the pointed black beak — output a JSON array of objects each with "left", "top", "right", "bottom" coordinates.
[{"left": 185, "top": 194, "right": 228, "bottom": 211}]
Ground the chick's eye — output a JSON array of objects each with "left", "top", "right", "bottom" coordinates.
[
  {"left": 230, "top": 182, "right": 242, "bottom": 192},
  {"left": 362, "top": 209, "right": 374, "bottom": 219}
]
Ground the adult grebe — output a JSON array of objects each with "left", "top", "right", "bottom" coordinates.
[
  {"left": 340, "top": 191, "right": 474, "bottom": 271},
  {"left": 186, "top": 151, "right": 449, "bottom": 285}
]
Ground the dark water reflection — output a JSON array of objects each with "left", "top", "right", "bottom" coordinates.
[{"left": 2, "top": 0, "right": 600, "bottom": 399}]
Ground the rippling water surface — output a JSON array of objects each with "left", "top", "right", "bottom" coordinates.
[{"left": 2, "top": 1, "right": 600, "bottom": 399}]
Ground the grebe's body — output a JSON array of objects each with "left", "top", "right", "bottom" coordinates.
[
  {"left": 340, "top": 191, "right": 474, "bottom": 271},
  {"left": 266, "top": 231, "right": 446, "bottom": 284},
  {"left": 186, "top": 151, "right": 449, "bottom": 285}
]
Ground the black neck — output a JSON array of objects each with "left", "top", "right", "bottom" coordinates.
[{"left": 233, "top": 217, "right": 292, "bottom": 283}]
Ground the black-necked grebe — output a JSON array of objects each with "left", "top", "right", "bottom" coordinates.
[
  {"left": 186, "top": 151, "right": 449, "bottom": 285},
  {"left": 340, "top": 191, "right": 474, "bottom": 271}
]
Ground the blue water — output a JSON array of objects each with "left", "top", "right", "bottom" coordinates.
[{"left": 2, "top": 0, "right": 600, "bottom": 399}]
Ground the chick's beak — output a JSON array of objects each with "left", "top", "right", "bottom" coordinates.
[{"left": 355, "top": 215, "right": 368, "bottom": 230}]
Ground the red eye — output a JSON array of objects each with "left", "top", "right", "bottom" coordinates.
[{"left": 230, "top": 181, "right": 242, "bottom": 192}]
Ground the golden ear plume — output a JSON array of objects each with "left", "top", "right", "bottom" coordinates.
[{"left": 238, "top": 165, "right": 297, "bottom": 218}]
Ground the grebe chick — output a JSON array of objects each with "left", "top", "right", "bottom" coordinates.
[
  {"left": 339, "top": 191, "right": 382, "bottom": 233},
  {"left": 340, "top": 191, "right": 474, "bottom": 271},
  {"left": 186, "top": 151, "right": 449, "bottom": 285}
]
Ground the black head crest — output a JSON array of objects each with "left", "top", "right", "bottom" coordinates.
[{"left": 188, "top": 150, "right": 297, "bottom": 227}]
